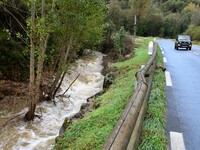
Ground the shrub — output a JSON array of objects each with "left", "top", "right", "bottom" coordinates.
[
  {"left": 122, "top": 35, "right": 134, "bottom": 55},
  {"left": 114, "top": 26, "right": 127, "bottom": 54},
  {"left": 185, "top": 25, "right": 200, "bottom": 41},
  {"left": 0, "top": 39, "right": 29, "bottom": 81}
]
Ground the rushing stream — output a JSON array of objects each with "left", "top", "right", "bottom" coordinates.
[{"left": 0, "top": 51, "right": 105, "bottom": 150}]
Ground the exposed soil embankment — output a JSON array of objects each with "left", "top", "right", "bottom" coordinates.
[
  {"left": 0, "top": 71, "right": 53, "bottom": 128},
  {"left": 0, "top": 80, "right": 28, "bottom": 127},
  {"left": 0, "top": 80, "right": 28, "bottom": 112}
]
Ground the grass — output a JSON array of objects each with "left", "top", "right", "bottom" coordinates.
[
  {"left": 138, "top": 43, "right": 167, "bottom": 150},
  {"left": 54, "top": 37, "right": 158, "bottom": 150},
  {"left": 193, "top": 40, "right": 200, "bottom": 46}
]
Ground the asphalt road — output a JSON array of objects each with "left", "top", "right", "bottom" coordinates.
[{"left": 157, "top": 40, "right": 200, "bottom": 150}]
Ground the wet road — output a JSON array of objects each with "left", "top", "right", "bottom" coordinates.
[{"left": 157, "top": 40, "right": 200, "bottom": 150}]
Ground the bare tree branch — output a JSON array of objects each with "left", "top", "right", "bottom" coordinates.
[
  {"left": 61, "top": 74, "right": 80, "bottom": 96},
  {"left": 3, "top": 7, "right": 27, "bottom": 33}
]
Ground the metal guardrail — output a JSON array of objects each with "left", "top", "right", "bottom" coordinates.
[{"left": 103, "top": 41, "right": 157, "bottom": 150}]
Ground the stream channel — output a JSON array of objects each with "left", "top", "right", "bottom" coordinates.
[{"left": 0, "top": 51, "right": 105, "bottom": 150}]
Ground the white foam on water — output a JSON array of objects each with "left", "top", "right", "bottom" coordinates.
[{"left": 0, "top": 51, "right": 105, "bottom": 150}]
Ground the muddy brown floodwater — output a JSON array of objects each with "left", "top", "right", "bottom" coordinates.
[{"left": 0, "top": 51, "right": 105, "bottom": 150}]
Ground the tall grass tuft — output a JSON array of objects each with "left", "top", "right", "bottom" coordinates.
[{"left": 138, "top": 43, "right": 167, "bottom": 150}]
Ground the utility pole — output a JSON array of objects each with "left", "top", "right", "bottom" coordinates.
[{"left": 134, "top": 14, "right": 137, "bottom": 41}]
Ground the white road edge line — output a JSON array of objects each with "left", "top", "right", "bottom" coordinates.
[
  {"left": 192, "top": 51, "right": 199, "bottom": 56},
  {"left": 162, "top": 51, "right": 164, "bottom": 54},
  {"left": 170, "top": 132, "right": 186, "bottom": 150},
  {"left": 165, "top": 71, "right": 172, "bottom": 86},
  {"left": 163, "top": 57, "right": 167, "bottom": 63}
]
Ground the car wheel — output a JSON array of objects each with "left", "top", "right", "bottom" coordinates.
[{"left": 189, "top": 47, "right": 192, "bottom": 50}]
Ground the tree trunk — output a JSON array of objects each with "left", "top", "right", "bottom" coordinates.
[
  {"left": 50, "top": 33, "right": 73, "bottom": 99},
  {"left": 49, "top": 45, "right": 66, "bottom": 96},
  {"left": 52, "top": 71, "right": 67, "bottom": 98},
  {"left": 61, "top": 74, "right": 80, "bottom": 96},
  {"left": 25, "top": 102, "right": 36, "bottom": 121},
  {"left": 35, "top": 0, "right": 55, "bottom": 102},
  {"left": 25, "top": 0, "right": 57, "bottom": 120},
  {"left": 25, "top": 0, "right": 36, "bottom": 121},
  {"left": 35, "top": 0, "right": 49, "bottom": 102}
]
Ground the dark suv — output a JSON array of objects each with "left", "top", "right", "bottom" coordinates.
[{"left": 175, "top": 35, "right": 192, "bottom": 50}]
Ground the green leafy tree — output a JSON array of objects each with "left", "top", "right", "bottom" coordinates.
[
  {"left": 182, "top": 2, "right": 200, "bottom": 40},
  {"left": 129, "top": 0, "right": 150, "bottom": 20},
  {"left": 25, "top": 0, "right": 58, "bottom": 120},
  {"left": 185, "top": 25, "right": 200, "bottom": 40},
  {"left": 24, "top": 0, "right": 106, "bottom": 120},
  {"left": 162, "top": 0, "right": 187, "bottom": 13},
  {"left": 183, "top": 2, "right": 200, "bottom": 26},
  {"left": 107, "top": 0, "right": 123, "bottom": 31},
  {"left": 48, "top": 0, "right": 106, "bottom": 99},
  {"left": 163, "top": 13, "right": 182, "bottom": 37},
  {"left": 114, "top": 26, "right": 127, "bottom": 54}
]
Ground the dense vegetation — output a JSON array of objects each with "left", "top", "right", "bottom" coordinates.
[
  {"left": 0, "top": 0, "right": 107, "bottom": 120},
  {"left": 107, "top": 0, "right": 200, "bottom": 39},
  {"left": 1, "top": 0, "right": 200, "bottom": 81}
]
